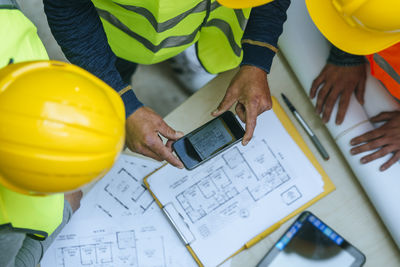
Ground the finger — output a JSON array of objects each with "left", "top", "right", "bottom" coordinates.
[
  {"left": 264, "top": 87, "right": 273, "bottom": 111},
  {"left": 350, "top": 137, "right": 388, "bottom": 155},
  {"left": 310, "top": 74, "right": 325, "bottom": 99},
  {"left": 166, "top": 139, "right": 174, "bottom": 152},
  {"left": 151, "top": 142, "right": 184, "bottom": 168},
  {"left": 358, "top": 146, "right": 393, "bottom": 164},
  {"left": 212, "top": 91, "right": 237, "bottom": 116},
  {"left": 350, "top": 129, "right": 384, "bottom": 146},
  {"left": 355, "top": 76, "right": 366, "bottom": 105},
  {"left": 315, "top": 83, "right": 331, "bottom": 114},
  {"left": 158, "top": 120, "right": 184, "bottom": 140},
  {"left": 322, "top": 88, "right": 341, "bottom": 123},
  {"left": 380, "top": 151, "right": 400, "bottom": 171},
  {"left": 235, "top": 103, "right": 246, "bottom": 122},
  {"left": 335, "top": 90, "right": 352, "bottom": 125},
  {"left": 242, "top": 104, "right": 257, "bottom": 145},
  {"left": 370, "top": 112, "right": 395, "bottom": 123}
]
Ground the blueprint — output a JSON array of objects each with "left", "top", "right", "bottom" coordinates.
[
  {"left": 41, "top": 154, "right": 197, "bottom": 267},
  {"left": 80, "top": 155, "right": 161, "bottom": 219},
  {"left": 146, "top": 110, "right": 325, "bottom": 267},
  {"left": 42, "top": 217, "right": 195, "bottom": 267},
  {"left": 176, "top": 141, "right": 293, "bottom": 225}
]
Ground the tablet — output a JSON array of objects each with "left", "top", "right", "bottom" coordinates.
[{"left": 257, "top": 211, "right": 365, "bottom": 267}]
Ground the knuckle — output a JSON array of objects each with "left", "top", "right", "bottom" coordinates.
[
  {"left": 376, "top": 137, "right": 388, "bottom": 147},
  {"left": 383, "top": 145, "right": 393, "bottom": 154},
  {"left": 263, "top": 103, "right": 272, "bottom": 111},
  {"left": 143, "top": 134, "right": 156, "bottom": 146},
  {"left": 364, "top": 143, "right": 374, "bottom": 151},
  {"left": 325, "top": 98, "right": 335, "bottom": 108},
  {"left": 249, "top": 97, "right": 260, "bottom": 107},
  {"left": 155, "top": 119, "right": 163, "bottom": 129},
  {"left": 260, "top": 99, "right": 272, "bottom": 110}
]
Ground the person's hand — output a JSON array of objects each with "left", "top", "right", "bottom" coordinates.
[
  {"left": 310, "top": 63, "right": 366, "bottom": 124},
  {"left": 126, "top": 106, "right": 184, "bottom": 168},
  {"left": 350, "top": 111, "right": 400, "bottom": 171},
  {"left": 64, "top": 190, "right": 83, "bottom": 213},
  {"left": 212, "top": 65, "right": 272, "bottom": 145}
]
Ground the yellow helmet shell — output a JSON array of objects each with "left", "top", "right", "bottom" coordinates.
[
  {"left": 306, "top": 0, "right": 400, "bottom": 55},
  {"left": 0, "top": 61, "right": 125, "bottom": 195},
  {"left": 217, "top": 0, "right": 274, "bottom": 9}
]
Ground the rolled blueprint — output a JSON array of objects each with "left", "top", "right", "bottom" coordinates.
[{"left": 278, "top": 0, "right": 400, "bottom": 248}]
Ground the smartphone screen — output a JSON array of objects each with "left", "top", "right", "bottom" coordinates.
[
  {"left": 173, "top": 111, "right": 245, "bottom": 170},
  {"left": 257, "top": 211, "right": 365, "bottom": 267}
]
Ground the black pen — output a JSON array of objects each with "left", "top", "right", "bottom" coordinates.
[{"left": 281, "top": 93, "right": 330, "bottom": 160}]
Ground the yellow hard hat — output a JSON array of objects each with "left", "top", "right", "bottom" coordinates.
[
  {"left": 306, "top": 0, "right": 400, "bottom": 55},
  {"left": 0, "top": 61, "right": 125, "bottom": 195},
  {"left": 217, "top": 0, "right": 274, "bottom": 9}
]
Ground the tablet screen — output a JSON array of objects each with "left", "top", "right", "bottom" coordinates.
[{"left": 258, "top": 212, "right": 365, "bottom": 267}]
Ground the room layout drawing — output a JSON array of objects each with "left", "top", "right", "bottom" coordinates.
[
  {"left": 176, "top": 139, "right": 292, "bottom": 224},
  {"left": 55, "top": 230, "right": 166, "bottom": 267},
  {"left": 95, "top": 167, "right": 155, "bottom": 218}
]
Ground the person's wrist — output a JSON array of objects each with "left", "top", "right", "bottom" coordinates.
[
  {"left": 64, "top": 190, "right": 83, "bottom": 213},
  {"left": 240, "top": 64, "right": 267, "bottom": 75}
]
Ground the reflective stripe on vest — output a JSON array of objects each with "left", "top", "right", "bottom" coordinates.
[
  {"left": 0, "top": 185, "right": 64, "bottom": 240},
  {"left": 0, "top": 9, "right": 64, "bottom": 240},
  {"left": 366, "top": 43, "right": 400, "bottom": 100},
  {"left": 92, "top": 0, "right": 250, "bottom": 73},
  {"left": 0, "top": 0, "right": 18, "bottom": 9}
]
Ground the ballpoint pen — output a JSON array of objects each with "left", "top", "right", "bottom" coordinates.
[{"left": 281, "top": 93, "right": 330, "bottom": 160}]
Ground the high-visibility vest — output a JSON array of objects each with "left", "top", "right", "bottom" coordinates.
[
  {"left": 0, "top": 3, "right": 64, "bottom": 240},
  {"left": 366, "top": 42, "right": 400, "bottom": 100},
  {"left": 92, "top": 0, "right": 251, "bottom": 74}
]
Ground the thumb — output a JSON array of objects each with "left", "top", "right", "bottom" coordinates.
[
  {"left": 212, "top": 92, "right": 237, "bottom": 116},
  {"left": 158, "top": 120, "right": 184, "bottom": 140}
]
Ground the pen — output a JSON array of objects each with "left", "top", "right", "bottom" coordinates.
[{"left": 281, "top": 93, "right": 330, "bottom": 160}]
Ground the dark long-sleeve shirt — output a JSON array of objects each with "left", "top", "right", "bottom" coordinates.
[
  {"left": 44, "top": 0, "right": 290, "bottom": 118},
  {"left": 327, "top": 45, "right": 366, "bottom": 66}
]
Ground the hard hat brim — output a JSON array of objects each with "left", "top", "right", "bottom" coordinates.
[
  {"left": 217, "top": 0, "right": 274, "bottom": 9},
  {"left": 306, "top": 0, "right": 400, "bottom": 55}
]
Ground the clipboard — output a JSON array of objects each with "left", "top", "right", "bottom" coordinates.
[{"left": 144, "top": 96, "right": 335, "bottom": 266}]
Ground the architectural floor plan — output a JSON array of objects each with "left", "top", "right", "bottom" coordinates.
[
  {"left": 83, "top": 155, "right": 161, "bottom": 219},
  {"left": 96, "top": 166, "right": 155, "bottom": 218},
  {"left": 41, "top": 155, "right": 197, "bottom": 267},
  {"left": 176, "top": 141, "right": 292, "bottom": 224},
  {"left": 55, "top": 229, "right": 165, "bottom": 267}
]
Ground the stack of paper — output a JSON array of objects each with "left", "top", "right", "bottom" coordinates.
[{"left": 41, "top": 155, "right": 197, "bottom": 267}]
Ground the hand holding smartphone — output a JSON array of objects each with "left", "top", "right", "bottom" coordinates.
[{"left": 172, "top": 111, "right": 245, "bottom": 170}]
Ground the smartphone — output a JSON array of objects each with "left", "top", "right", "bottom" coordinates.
[
  {"left": 257, "top": 211, "right": 366, "bottom": 267},
  {"left": 172, "top": 111, "right": 245, "bottom": 170}
]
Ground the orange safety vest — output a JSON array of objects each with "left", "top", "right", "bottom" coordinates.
[{"left": 366, "top": 42, "right": 400, "bottom": 100}]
